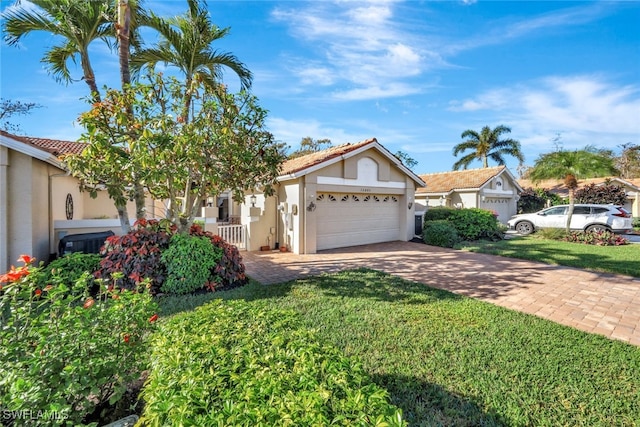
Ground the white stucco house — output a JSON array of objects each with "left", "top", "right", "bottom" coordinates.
[
  {"left": 415, "top": 166, "right": 522, "bottom": 224},
  {"left": 238, "top": 138, "right": 426, "bottom": 254},
  {"left": 518, "top": 177, "right": 640, "bottom": 217},
  {"left": 1, "top": 131, "right": 424, "bottom": 270}
]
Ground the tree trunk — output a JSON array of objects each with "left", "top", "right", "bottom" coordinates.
[
  {"left": 80, "top": 52, "right": 100, "bottom": 102},
  {"left": 566, "top": 189, "right": 575, "bottom": 234},
  {"left": 116, "top": 202, "right": 131, "bottom": 234},
  {"left": 117, "top": 0, "right": 131, "bottom": 87}
]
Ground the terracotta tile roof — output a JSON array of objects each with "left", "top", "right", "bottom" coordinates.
[
  {"left": 416, "top": 166, "right": 507, "bottom": 194},
  {"left": 0, "top": 130, "right": 86, "bottom": 157},
  {"left": 518, "top": 177, "right": 640, "bottom": 196},
  {"left": 280, "top": 138, "right": 377, "bottom": 176}
]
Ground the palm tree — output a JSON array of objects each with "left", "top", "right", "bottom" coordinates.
[
  {"left": 527, "top": 147, "right": 619, "bottom": 232},
  {"left": 3, "top": 0, "right": 115, "bottom": 102},
  {"left": 453, "top": 125, "right": 524, "bottom": 170},
  {"left": 130, "top": 0, "right": 252, "bottom": 121}
]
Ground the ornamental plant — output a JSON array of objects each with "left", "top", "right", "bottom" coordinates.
[
  {"left": 423, "top": 220, "right": 460, "bottom": 248},
  {"left": 0, "top": 255, "right": 158, "bottom": 426},
  {"left": 139, "top": 299, "right": 405, "bottom": 426},
  {"left": 564, "top": 230, "right": 629, "bottom": 246},
  {"left": 96, "top": 220, "right": 247, "bottom": 294},
  {"left": 30, "top": 252, "right": 102, "bottom": 296},
  {"left": 449, "top": 208, "right": 503, "bottom": 241},
  {"left": 160, "top": 234, "right": 221, "bottom": 295}
]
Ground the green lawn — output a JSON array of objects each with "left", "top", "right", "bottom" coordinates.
[
  {"left": 457, "top": 236, "right": 640, "bottom": 277},
  {"left": 159, "top": 270, "right": 640, "bottom": 427}
]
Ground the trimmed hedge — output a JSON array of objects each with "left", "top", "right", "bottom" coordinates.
[
  {"left": 423, "top": 220, "right": 459, "bottom": 248},
  {"left": 422, "top": 207, "right": 457, "bottom": 222},
  {"left": 449, "top": 208, "right": 502, "bottom": 241},
  {"left": 139, "top": 299, "right": 405, "bottom": 426}
]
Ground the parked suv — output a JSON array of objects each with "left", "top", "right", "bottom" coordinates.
[{"left": 507, "top": 204, "right": 632, "bottom": 235}]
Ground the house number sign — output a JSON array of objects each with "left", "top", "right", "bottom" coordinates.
[{"left": 65, "top": 193, "right": 74, "bottom": 220}]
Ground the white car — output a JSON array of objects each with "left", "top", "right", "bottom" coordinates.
[{"left": 507, "top": 204, "right": 633, "bottom": 235}]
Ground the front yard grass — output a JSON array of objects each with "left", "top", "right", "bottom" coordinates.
[
  {"left": 457, "top": 236, "right": 640, "bottom": 277},
  {"left": 159, "top": 269, "right": 640, "bottom": 426}
]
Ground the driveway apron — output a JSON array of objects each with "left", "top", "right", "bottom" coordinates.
[{"left": 242, "top": 241, "right": 640, "bottom": 346}]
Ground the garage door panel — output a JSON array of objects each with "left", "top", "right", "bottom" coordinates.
[{"left": 316, "top": 192, "right": 400, "bottom": 250}]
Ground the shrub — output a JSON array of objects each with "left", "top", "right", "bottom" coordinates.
[
  {"left": 517, "top": 187, "right": 547, "bottom": 213},
  {"left": 160, "top": 234, "right": 222, "bottom": 295},
  {"left": 31, "top": 252, "right": 102, "bottom": 296},
  {"left": 564, "top": 230, "right": 629, "bottom": 246},
  {"left": 575, "top": 182, "right": 627, "bottom": 206},
  {"left": 139, "top": 299, "right": 405, "bottom": 426},
  {"left": 189, "top": 224, "right": 248, "bottom": 289},
  {"left": 96, "top": 219, "right": 175, "bottom": 293},
  {"left": 423, "top": 220, "right": 460, "bottom": 248},
  {"left": 423, "top": 206, "right": 457, "bottom": 222},
  {"left": 633, "top": 217, "right": 640, "bottom": 229},
  {"left": 96, "top": 220, "right": 247, "bottom": 294},
  {"left": 0, "top": 255, "right": 158, "bottom": 426},
  {"left": 449, "top": 208, "right": 502, "bottom": 241}
]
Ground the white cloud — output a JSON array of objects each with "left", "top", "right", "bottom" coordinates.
[{"left": 449, "top": 75, "right": 640, "bottom": 155}]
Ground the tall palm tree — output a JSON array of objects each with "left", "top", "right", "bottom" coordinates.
[
  {"left": 453, "top": 125, "right": 524, "bottom": 170},
  {"left": 527, "top": 147, "right": 619, "bottom": 232},
  {"left": 3, "top": 0, "right": 115, "bottom": 102},
  {"left": 130, "top": 0, "right": 252, "bottom": 121}
]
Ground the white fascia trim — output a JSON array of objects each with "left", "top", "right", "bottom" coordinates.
[
  {"left": 496, "top": 168, "right": 524, "bottom": 192},
  {"left": 0, "top": 135, "right": 64, "bottom": 168},
  {"left": 316, "top": 176, "right": 406, "bottom": 188},
  {"left": 277, "top": 141, "right": 426, "bottom": 187}
]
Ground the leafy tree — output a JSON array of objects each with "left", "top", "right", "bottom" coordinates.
[
  {"left": 527, "top": 147, "right": 619, "bottom": 232},
  {"left": 394, "top": 150, "right": 418, "bottom": 170},
  {"left": 616, "top": 143, "right": 640, "bottom": 179},
  {"left": 453, "top": 125, "right": 524, "bottom": 170},
  {"left": 0, "top": 99, "right": 41, "bottom": 134},
  {"left": 66, "top": 71, "right": 284, "bottom": 233},
  {"left": 3, "top": 0, "right": 114, "bottom": 101},
  {"left": 130, "top": 0, "right": 252, "bottom": 121},
  {"left": 289, "top": 137, "right": 333, "bottom": 158},
  {"left": 575, "top": 181, "right": 627, "bottom": 206}
]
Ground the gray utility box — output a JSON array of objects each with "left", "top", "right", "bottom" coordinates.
[{"left": 58, "top": 231, "right": 115, "bottom": 257}]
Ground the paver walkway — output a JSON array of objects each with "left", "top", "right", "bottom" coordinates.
[{"left": 242, "top": 241, "right": 640, "bottom": 346}]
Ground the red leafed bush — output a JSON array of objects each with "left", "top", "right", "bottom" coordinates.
[
  {"left": 564, "top": 230, "right": 629, "bottom": 246},
  {"left": 95, "top": 219, "right": 247, "bottom": 294},
  {"left": 96, "top": 219, "right": 175, "bottom": 293}
]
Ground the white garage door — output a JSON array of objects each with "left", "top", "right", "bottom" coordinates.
[{"left": 316, "top": 193, "right": 401, "bottom": 250}]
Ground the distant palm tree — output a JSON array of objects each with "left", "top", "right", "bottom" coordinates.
[
  {"left": 528, "top": 147, "right": 619, "bottom": 232},
  {"left": 3, "top": 0, "right": 114, "bottom": 101},
  {"left": 453, "top": 125, "right": 524, "bottom": 170},
  {"left": 130, "top": 0, "right": 252, "bottom": 121}
]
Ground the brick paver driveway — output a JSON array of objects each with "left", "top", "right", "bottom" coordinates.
[{"left": 243, "top": 241, "right": 640, "bottom": 346}]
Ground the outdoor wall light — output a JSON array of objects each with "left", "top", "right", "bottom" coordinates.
[
  {"left": 307, "top": 201, "right": 316, "bottom": 212},
  {"left": 408, "top": 197, "right": 413, "bottom": 210},
  {"left": 250, "top": 194, "right": 257, "bottom": 207}
]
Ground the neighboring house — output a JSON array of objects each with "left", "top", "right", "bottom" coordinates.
[
  {"left": 239, "top": 138, "right": 425, "bottom": 254},
  {"left": 0, "top": 130, "right": 154, "bottom": 272},
  {"left": 415, "top": 166, "right": 522, "bottom": 224},
  {"left": 518, "top": 177, "right": 640, "bottom": 217}
]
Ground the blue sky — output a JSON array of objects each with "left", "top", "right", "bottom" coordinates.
[{"left": 1, "top": 0, "right": 639, "bottom": 175}]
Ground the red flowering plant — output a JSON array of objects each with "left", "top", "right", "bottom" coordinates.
[{"left": 0, "top": 255, "right": 158, "bottom": 425}]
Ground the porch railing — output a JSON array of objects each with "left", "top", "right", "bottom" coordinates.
[{"left": 217, "top": 224, "right": 247, "bottom": 250}]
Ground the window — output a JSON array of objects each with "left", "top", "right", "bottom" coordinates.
[{"left": 573, "top": 206, "right": 591, "bottom": 215}]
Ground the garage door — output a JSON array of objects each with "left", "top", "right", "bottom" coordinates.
[{"left": 316, "top": 193, "right": 400, "bottom": 250}]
